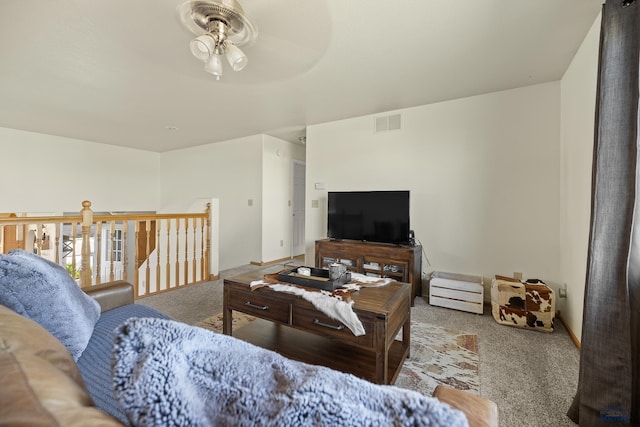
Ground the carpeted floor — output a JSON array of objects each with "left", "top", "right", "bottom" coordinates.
[{"left": 137, "top": 261, "right": 580, "bottom": 427}]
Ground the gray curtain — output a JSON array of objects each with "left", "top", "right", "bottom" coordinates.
[{"left": 568, "top": 1, "right": 640, "bottom": 425}]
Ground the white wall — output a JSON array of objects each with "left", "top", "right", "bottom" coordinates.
[
  {"left": 261, "top": 135, "right": 305, "bottom": 264},
  {"left": 159, "top": 134, "right": 305, "bottom": 269},
  {"left": 0, "top": 126, "right": 305, "bottom": 273},
  {"left": 305, "top": 82, "right": 562, "bottom": 296},
  {"left": 0, "top": 127, "right": 160, "bottom": 212},
  {"left": 159, "top": 135, "right": 262, "bottom": 271},
  {"left": 560, "top": 13, "right": 601, "bottom": 341}
]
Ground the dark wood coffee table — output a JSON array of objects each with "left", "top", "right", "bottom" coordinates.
[{"left": 223, "top": 267, "right": 411, "bottom": 385}]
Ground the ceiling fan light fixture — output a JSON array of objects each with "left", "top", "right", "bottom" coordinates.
[
  {"left": 178, "top": 0, "right": 257, "bottom": 80},
  {"left": 189, "top": 34, "right": 216, "bottom": 61},
  {"left": 225, "top": 43, "right": 248, "bottom": 71},
  {"left": 204, "top": 53, "right": 224, "bottom": 80}
]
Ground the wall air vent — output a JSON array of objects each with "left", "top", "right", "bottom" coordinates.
[{"left": 374, "top": 113, "right": 402, "bottom": 133}]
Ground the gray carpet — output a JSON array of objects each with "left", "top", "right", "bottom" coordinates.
[
  {"left": 137, "top": 262, "right": 580, "bottom": 427},
  {"left": 135, "top": 262, "right": 266, "bottom": 325}
]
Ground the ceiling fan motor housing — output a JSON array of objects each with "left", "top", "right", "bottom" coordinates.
[{"left": 183, "top": 0, "right": 256, "bottom": 46}]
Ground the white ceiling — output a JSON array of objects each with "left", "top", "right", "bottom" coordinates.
[{"left": 0, "top": 0, "right": 602, "bottom": 152}]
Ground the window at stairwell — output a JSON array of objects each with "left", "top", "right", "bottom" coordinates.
[{"left": 108, "top": 229, "right": 123, "bottom": 262}]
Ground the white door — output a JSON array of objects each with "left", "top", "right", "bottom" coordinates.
[{"left": 292, "top": 160, "right": 306, "bottom": 256}]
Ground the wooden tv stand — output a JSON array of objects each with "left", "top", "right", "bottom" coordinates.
[{"left": 315, "top": 239, "right": 422, "bottom": 303}]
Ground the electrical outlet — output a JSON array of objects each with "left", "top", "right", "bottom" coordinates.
[
  {"left": 559, "top": 283, "right": 567, "bottom": 298},
  {"left": 248, "top": 199, "right": 253, "bottom": 206},
  {"left": 280, "top": 240, "right": 284, "bottom": 247}
]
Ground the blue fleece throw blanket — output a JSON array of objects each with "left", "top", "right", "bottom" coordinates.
[
  {"left": 78, "top": 304, "right": 170, "bottom": 425},
  {"left": 0, "top": 249, "right": 100, "bottom": 361},
  {"left": 112, "top": 317, "right": 469, "bottom": 427}
]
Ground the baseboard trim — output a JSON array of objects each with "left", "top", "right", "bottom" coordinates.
[
  {"left": 556, "top": 310, "right": 581, "bottom": 349},
  {"left": 208, "top": 274, "right": 219, "bottom": 281},
  {"left": 250, "top": 257, "right": 292, "bottom": 267},
  {"left": 481, "top": 303, "right": 581, "bottom": 349}
]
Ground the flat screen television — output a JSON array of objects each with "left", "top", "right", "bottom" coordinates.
[{"left": 327, "top": 190, "right": 410, "bottom": 245}]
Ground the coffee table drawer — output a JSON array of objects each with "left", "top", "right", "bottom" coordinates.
[
  {"left": 291, "top": 306, "right": 373, "bottom": 347},
  {"left": 228, "top": 290, "right": 290, "bottom": 323}
]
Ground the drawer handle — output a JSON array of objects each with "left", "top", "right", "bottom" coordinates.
[
  {"left": 313, "top": 319, "right": 344, "bottom": 331},
  {"left": 245, "top": 301, "right": 269, "bottom": 311}
]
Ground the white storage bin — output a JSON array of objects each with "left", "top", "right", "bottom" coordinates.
[{"left": 428, "top": 271, "right": 484, "bottom": 314}]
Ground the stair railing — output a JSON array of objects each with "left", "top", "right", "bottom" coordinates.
[{"left": 0, "top": 200, "right": 214, "bottom": 298}]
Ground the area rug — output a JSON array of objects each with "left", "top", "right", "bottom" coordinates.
[
  {"left": 394, "top": 322, "right": 480, "bottom": 396},
  {"left": 195, "top": 312, "right": 479, "bottom": 396},
  {"left": 195, "top": 311, "right": 257, "bottom": 332}
]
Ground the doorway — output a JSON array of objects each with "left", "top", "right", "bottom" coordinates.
[{"left": 291, "top": 160, "right": 306, "bottom": 257}]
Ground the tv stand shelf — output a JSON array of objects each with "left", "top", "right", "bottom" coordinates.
[{"left": 315, "top": 239, "right": 422, "bottom": 304}]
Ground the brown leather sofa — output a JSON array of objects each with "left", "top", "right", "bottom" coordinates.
[
  {"left": 0, "top": 281, "right": 497, "bottom": 426},
  {"left": 433, "top": 384, "right": 499, "bottom": 427},
  {"left": 0, "top": 281, "right": 133, "bottom": 426}
]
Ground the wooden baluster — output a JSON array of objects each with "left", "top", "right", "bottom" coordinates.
[
  {"left": 205, "top": 203, "right": 211, "bottom": 280},
  {"left": 109, "top": 221, "right": 116, "bottom": 282},
  {"left": 95, "top": 221, "right": 102, "bottom": 285},
  {"left": 184, "top": 218, "right": 189, "bottom": 285},
  {"left": 145, "top": 220, "right": 151, "bottom": 293},
  {"left": 165, "top": 218, "right": 171, "bottom": 288},
  {"left": 175, "top": 218, "right": 180, "bottom": 287},
  {"left": 55, "top": 223, "right": 61, "bottom": 264},
  {"left": 122, "top": 221, "right": 128, "bottom": 282},
  {"left": 156, "top": 222, "right": 161, "bottom": 291},
  {"left": 80, "top": 201, "right": 93, "bottom": 288},
  {"left": 134, "top": 221, "right": 140, "bottom": 297}
]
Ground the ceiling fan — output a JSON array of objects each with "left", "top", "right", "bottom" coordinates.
[
  {"left": 176, "top": 0, "right": 332, "bottom": 83},
  {"left": 178, "top": 0, "right": 257, "bottom": 80},
  {"left": 70, "top": 0, "right": 330, "bottom": 84}
]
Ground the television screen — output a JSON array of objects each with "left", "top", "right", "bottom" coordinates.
[{"left": 327, "top": 191, "right": 410, "bottom": 245}]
